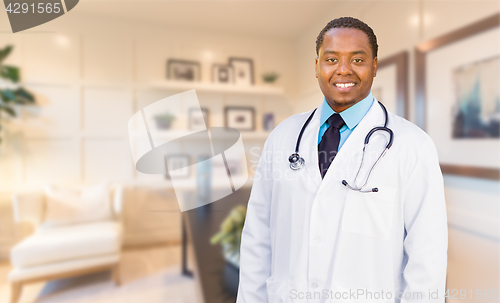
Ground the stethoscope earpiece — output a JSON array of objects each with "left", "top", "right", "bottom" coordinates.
[{"left": 342, "top": 179, "right": 380, "bottom": 193}]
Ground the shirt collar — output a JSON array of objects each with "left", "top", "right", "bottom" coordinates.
[{"left": 320, "top": 91, "right": 374, "bottom": 130}]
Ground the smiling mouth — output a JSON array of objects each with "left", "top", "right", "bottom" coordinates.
[{"left": 334, "top": 82, "right": 355, "bottom": 88}]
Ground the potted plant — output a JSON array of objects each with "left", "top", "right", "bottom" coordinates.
[
  {"left": 210, "top": 205, "right": 247, "bottom": 268},
  {"left": 262, "top": 71, "right": 280, "bottom": 84},
  {"left": 153, "top": 111, "right": 176, "bottom": 129},
  {"left": 0, "top": 45, "right": 35, "bottom": 144}
]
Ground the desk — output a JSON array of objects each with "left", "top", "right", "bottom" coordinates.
[{"left": 182, "top": 188, "right": 251, "bottom": 303}]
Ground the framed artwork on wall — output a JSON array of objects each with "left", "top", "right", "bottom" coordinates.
[
  {"left": 212, "top": 64, "right": 234, "bottom": 84},
  {"left": 415, "top": 13, "right": 500, "bottom": 180},
  {"left": 225, "top": 106, "right": 255, "bottom": 131},
  {"left": 371, "top": 51, "right": 409, "bottom": 118},
  {"left": 167, "top": 59, "right": 201, "bottom": 81},
  {"left": 229, "top": 57, "right": 254, "bottom": 86},
  {"left": 165, "top": 154, "right": 190, "bottom": 179},
  {"left": 189, "top": 107, "right": 209, "bottom": 131}
]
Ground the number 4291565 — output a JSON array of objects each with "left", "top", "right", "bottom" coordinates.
[
  {"left": 444, "top": 289, "right": 498, "bottom": 300},
  {"left": 6, "top": 3, "right": 61, "bottom": 14}
]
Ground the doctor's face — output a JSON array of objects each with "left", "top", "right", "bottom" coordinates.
[{"left": 315, "top": 28, "right": 377, "bottom": 112}]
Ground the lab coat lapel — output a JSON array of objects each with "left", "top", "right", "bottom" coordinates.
[
  {"left": 301, "top": 105, "right": 323, "bottom": 187},
  {"left": 323, "top": 100, "right": 386, "bottom": 184}
]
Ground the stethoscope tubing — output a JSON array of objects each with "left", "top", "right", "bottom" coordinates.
[
  {"left": 288, "top": 101, "right": 394, "bottom": 192},
  {"left": 295, "top": 108, "right": 317, "bottom": 153}
]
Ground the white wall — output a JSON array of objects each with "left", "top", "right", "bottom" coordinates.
[{"left": 294, "top": 0, "right": 500, "bottom": 300}]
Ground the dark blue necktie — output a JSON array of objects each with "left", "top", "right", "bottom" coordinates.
[{"left": 318, "top": 113, "right": 345, "bottom": 179}]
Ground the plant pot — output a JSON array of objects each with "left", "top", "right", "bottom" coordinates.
[
  {"left": 223, "top": 262, "right": 240, "bottom": 295},
  {"left": 154, "top": 118, "right": 172, "bottom": 129},
  {"left": 222, "top": 243, "right": 240, "bottom": 268}
]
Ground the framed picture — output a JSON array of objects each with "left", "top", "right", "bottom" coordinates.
[
  {"left": 225, "top": 107, "right": 255, "bottom": 131},
  {"left": 415, "top": 13, "right": 500, "bottom": 180},
  {"left": 189, "top": 107, "right": 209, "bottom": 131},
  {"left": 212, "top": 64, "right": 234, "bottom": 84},
  {"left": 263, "top": 113, "right": 275, "bottom": 131},
  {"left": 165, "top": 155, "right": 190, "bottom": 179},
  {"left": 167, "top": 59, "right": 201, "bottom": 81},
  {"left": 229, "top": 57, "right": 254, "bottom": 86},
  {"left": 371, "top": 51, "right": 408, "bottom": 118}
]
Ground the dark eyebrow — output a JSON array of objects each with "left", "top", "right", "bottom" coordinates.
[
  {"left": 351, "top": 50, "right": 368, "bottom": 55},
  {"left": 323, "top": 50, "right": 368, "bottom": 55}
]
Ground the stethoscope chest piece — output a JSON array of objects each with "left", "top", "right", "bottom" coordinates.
[{"left": 289, "top": 153, "right": 305, "bottom": 170}]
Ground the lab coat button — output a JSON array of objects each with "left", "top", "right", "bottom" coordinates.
[
  {"left": 312, "top": 282, "right": 318, "bottom": 288},
  {"left": 313, "top": 237, "right": 321, "bottom": 244}
]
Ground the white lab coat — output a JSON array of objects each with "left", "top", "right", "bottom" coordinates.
[{"left": 237, "top": 100, "right": 448, "bottom": 303}]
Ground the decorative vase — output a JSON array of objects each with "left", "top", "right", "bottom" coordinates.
[{"left": 222, "top": 242, "right": 240, "bottom": 268}]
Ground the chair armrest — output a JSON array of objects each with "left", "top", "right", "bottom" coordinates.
[{"left": 12, "top": 191, "right": 44, "bottom": 227}]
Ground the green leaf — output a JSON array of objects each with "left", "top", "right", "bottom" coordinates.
[
  {"left": 221, "top": 219, "right": 234, "bottom": 233},
  {"left": 211, "top": 205, "right": 247, "bottom": 249},
  {"left": 14, "top": 87, "right": 35, "bottom": 104},
  {"left": 210, "top": 233, "right": 224, "bottom": 245},
  {"left": 0, "top": 104, "right": 16, "bottom": 117},
  {"left": 0, "top": 65, "right": 20, "bottom": 83},
  {"left": 223, "top": 234, "right": 236, "bottom": 244},
  {"left": 0, "top": 89, "right": 16, "bottom": 102},
  {"left": 0, "top": 87, "right": 35, "bottom": 105},
  {"left": 0, "top": 45, "right": 13, "bottom": 63}
]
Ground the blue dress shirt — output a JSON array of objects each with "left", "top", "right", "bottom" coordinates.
[{"left": 318, "top": 92, "right": 374, "bottom": 149}]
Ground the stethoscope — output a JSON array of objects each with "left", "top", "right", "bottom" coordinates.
[{"left": 288, "top": 101, "right": 394, "bottom": 193}]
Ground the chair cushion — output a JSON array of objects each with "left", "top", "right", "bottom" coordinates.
[
  {"left": 43, "top": 183, "right": 113, "bottom": 227},
  {"left": 11, "top": 221, "right": 122, "bottom": 268},
  {"left": 9, "top": 254, "right": 119, "bottom": 282}
]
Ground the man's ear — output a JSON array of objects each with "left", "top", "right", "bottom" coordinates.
[
  {"left": 373, "top": 57, "right": 378, "bottom": 77},
  {"left": 315, "top": 57, "right": 319, "bottom": 78}
]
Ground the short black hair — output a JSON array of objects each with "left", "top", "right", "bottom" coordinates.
[{"left": 316, "top": 17, "right": 378, "bottom": 58}]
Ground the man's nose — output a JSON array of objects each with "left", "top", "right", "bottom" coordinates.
[{"left": 337, "top": 59, "right": 352, "bottom": 75}]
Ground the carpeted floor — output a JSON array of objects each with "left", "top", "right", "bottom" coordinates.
[{"left": 0, "top": 244, "right": 199, "bottom": 303}]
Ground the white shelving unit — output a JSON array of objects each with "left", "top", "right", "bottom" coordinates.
[
  {"left": 149, "top": 80, "right": 285, "bottom": 96},
  {"left": 138, "top": 80, "right": 285, "bottom": 143},
  {"left": 129, "top": 130, "right": 271, "bottom": 141},
  {"left": 24, "top": 80, "right": 285, "bottom": 97}
]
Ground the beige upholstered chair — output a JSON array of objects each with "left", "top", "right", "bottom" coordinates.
[{"left": 9, "top": 184, "right": 123, "bottom": 303}]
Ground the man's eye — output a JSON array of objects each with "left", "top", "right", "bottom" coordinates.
[
  {"left": 327, "top": 58, "right": 337, "bottom": 63},
  {"left": 352, "top": 58, "right": 363, "bottom": 63}
]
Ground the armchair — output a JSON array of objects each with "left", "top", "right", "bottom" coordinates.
[{"left": 8, "top": 184, "right": 124, "bottom": 303}]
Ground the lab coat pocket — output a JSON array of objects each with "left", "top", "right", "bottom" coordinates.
[
  {"left": 266, "top": 277, "right": 288, "bottom": 303},
  {"left": 341, "top": 186, "right": 397, "bottom": 241}
]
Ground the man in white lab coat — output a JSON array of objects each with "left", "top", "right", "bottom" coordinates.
[{"left": 237, "top": 17, "right": 447, "bottom": 303}]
